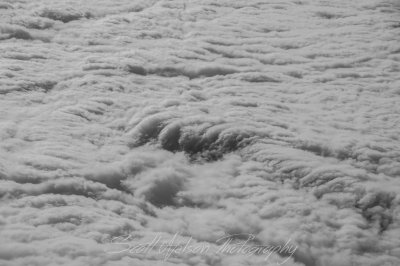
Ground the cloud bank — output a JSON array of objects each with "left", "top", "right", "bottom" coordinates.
[{"left": 0, "top": 0, "right": 399, "bottom": 265}]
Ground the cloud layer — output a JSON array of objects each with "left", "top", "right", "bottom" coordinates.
[{"left": 1, "top": 0, "right": 400, "bottom": 265}]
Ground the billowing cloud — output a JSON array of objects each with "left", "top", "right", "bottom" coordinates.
[{"left": 0, "top": 0, "right": 399, "bottom": 265}]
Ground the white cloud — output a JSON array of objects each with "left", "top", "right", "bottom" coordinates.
[{"left": 0, "top": 0, "right": 400, "bottom": 265}]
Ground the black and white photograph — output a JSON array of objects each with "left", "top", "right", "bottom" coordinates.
[{"left": 0, "top": 0, "right": 399, "bottom": 265}]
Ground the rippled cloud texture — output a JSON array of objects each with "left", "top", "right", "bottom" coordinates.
[{"left": 1, "top": 0, "right": 400, "bottom": 265}]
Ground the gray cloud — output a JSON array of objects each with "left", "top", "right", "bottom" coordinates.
[{"left": 1, "top": 0, "right": 399, "bottom": 265}]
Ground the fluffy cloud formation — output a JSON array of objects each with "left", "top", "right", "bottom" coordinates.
[{"left": 0, "top": 0, "right": 400, "bottom": 265}]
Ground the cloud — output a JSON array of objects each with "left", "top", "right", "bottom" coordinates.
[{"left": 0, "top": 0, "right": 400, "bottom": 265}]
